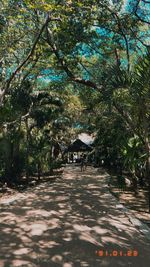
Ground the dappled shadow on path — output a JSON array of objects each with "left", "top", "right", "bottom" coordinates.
[{"left": 0, "top": 165, "right": 150, "bottom": 267}]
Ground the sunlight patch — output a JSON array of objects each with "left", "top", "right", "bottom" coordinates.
[
  {"left": 12, "top": 260, "right": 33, "bottom": 267},
  {"left": 48, "top": 218, "right": 60, "bottom": 229},
  {"left": 26, "top": 209, "right": 51, "bottom": 217},
  {"left": 51, "top": 255, "right": 63, "bottom": 264},
  {"left": 13, "top": 248, "right": 31, "bottom": 256},
  {"left": 92, "top": 226, "right": 108, "bottom": 235},
  {"left": 79, "top": 233, "right": 100, "bottom": 245},
  {"left": 63, "top": 263, "right": 73, "bottom": 267},
  {"left": 73, "top": 224, "right": 91, "bottom": 232},
  {"left": 30, "top": 223, "right": 47, "bottom": 236}
]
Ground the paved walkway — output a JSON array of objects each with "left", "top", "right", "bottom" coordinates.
[{"left": 0, "top": 165, "right": 150, "bottom": 267}]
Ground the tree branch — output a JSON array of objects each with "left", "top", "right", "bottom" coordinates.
[
  {"left": 46, "top": 26, "right": 101, "bottom": 90},
  {"left": 113, "top": 12, "right": 130, "bottom": 72},
  {"left": 0, "top": 13, "right": 50, "bottom": 105},
  {"left": 113, "top": 100, "right": 144, "bottom": 143}
]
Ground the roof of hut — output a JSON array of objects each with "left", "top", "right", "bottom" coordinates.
[{"left": 66, "top": 139, "right": 92, "bottom": 152}]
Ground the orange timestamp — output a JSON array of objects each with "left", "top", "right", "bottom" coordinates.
[{"left": 95, "top": 250, "right": 138, "bottom": 257}]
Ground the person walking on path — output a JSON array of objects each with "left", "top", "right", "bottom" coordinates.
[{"left": 80, "top": 153, "right": 87, "bottom": 171}]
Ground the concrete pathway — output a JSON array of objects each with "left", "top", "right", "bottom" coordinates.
[{"left": 0, "top": 165, "right": 150, "bottom": 267}]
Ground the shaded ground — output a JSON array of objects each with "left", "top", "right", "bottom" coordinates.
[
  {"left": 108, "top": 174, "right": 150, "bottom": 226},
  {"left": 0, "top": 169, "right": 63, "bottom": 198},
  {"left": 0, "top": 165, "right": 150, "bottom": 267}
]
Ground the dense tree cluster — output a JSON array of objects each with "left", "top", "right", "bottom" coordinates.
[{"left": 0, "top": 0, "right": 149, "bottom": 208}]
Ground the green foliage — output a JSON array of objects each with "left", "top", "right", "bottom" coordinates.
[
  {"left": 122, "top": 135, "right": 146, "bottom": 174},
  {"left": 11, "top": 81, "right": 32, "bottom": 114}
]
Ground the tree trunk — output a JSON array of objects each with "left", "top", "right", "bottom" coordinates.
[
  {"left": 37, "top": 161, "right": 41, "bottom": 181},
  {"left": 145, "top": 137, "right": 150, "bottom": 212},
  {"left": 25, "top": 119, "right": 30, "bottom": 182},
  {"left": 5, "top": 141, "right": 13, "bottom": 185}
]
